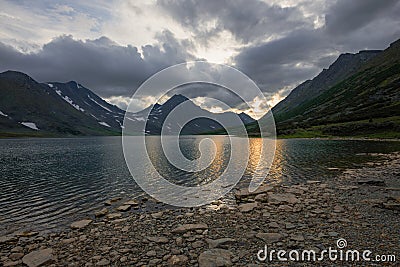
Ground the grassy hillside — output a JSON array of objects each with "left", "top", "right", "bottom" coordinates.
[{"left": 256, "top": 39, "right": 400, "bottom": 139}]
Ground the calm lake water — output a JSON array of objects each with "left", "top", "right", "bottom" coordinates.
[{"left": 0, "top": 136, "right": 399, "bottom": 235}]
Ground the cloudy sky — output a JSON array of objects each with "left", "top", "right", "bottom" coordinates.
[{"left": 0, "top": 0, "right": 399, "bottom": 116}]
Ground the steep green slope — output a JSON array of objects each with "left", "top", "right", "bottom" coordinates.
[
  {"left": 252, "top": 39, "right": 400, "bottom": 138},
  {"left": 273, "top": 50, "right": 380, "bottom": 117}
]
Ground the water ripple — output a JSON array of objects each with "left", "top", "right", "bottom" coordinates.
[{"left": 0, "top": 137, "right": 399, "bottom": 235}]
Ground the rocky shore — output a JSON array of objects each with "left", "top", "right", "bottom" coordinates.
[{"left": 1, "top": 152, "right": 399, "bottom": 266}]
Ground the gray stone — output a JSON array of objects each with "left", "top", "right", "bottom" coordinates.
[
  {"left": 255, "top": 233, "right": 283, "bottom": 243},
  {"left": 285, "top": 223, "right": 296, "bottom": 229},
  {"left": 333, "top": 205, "right": 344, "bottom": 213},
  {"left": 0, "top": 235, "right": 17, "bottom": 244},
  {"left": 151, "top": 211, "right": 164, "bottom": 219},
  {"left": 124, "top": 200, "right": 139, "bottom": 206},
  {"left": 104, "top": 197, "right": 121, "bottom": 205},
  {"left": 106, "top": 213, "right": 122, "bottom": 219},
  {"left": 268, "top": 193, "right": 300, "bottom": 204},
  {"left": 167, "top": 254, "right": 189, "bottom": 266},
  {"left": 3, "top": 261, "right": 21, "bottom": 267},
  {"left": 11, "top": 246, "right": 23, "bottom": 253},
  {"left": 147, "top": 236, "right": 169, "bottom": 243},
  {"left": 61, "top": 238, "right": 76, "bottom": 244},
  {"left": 238, "top": 202, "right": 258, "bottom": 213},
  {"left": 16, "top": 231, "right": 38, "bottom": 237},
  {"left": 176, "top": 237, "right": 183, "bottom": 246},
  {"left": 206, "top": 238, "right": 236, "bottom": 249},
  {"left": 191, "top": 240, "right": 204, "bottom": 248},
  {"left": 172, "top": 223, "right": 208, "bottom": 233},
  {"left": 235, "top": 185, "right": 274, "bottom": 199},
  {"left": 328, "top": 232, "right": 339, "bottom": 237},
  {"left": 9, "top": 253, "right": 24, "bottom": 261},
  {"left": 96, "top": 259, "right": 110, "bottom": 266},
  {"left": 116, "top": 205, "right": 131, "bottom": 212},
  {"left": 254, "top": 193, "right": 268, "bottom": 202},
  {"left": 268, "top": 222, "right": 279, "bottom": 228},
  {"left": 146, "top": 250, "right": 157, "bottom": 257},
  {"left": 312, "top": 209, "right": 324, "bottom": 214},
  {"left": 71, "top": 219, "right": 92, "bottom": 229},
  {"left": 95, "top": 208, "right": 108, "bottom": 217},
  {"left": 22, "top": 248, "right": 54, "bottom": 267},
  {"left": 198, "top": 249, "right": 232, "bottom": 267},
  {"left": 290, "top": 234, "right": 304, "bottom": 241}
]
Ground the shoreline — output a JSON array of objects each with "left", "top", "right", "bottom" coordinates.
[
  {"left": 277, "top": 136, "right": 400, "bottom": 141},
  {"left": 1, "top": 153, "right": 399, "bottom": 266},
  {"left": 1, "top": 134, "right": 399, "bottom": 142}
]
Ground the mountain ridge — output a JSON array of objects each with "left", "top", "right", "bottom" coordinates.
[
  {"left": 0, "top": 71, "right": 255, "bottom": 137},
  {"left": 254, "top": 38, "right": 400, "bottom": 138}
]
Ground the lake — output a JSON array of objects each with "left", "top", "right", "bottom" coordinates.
[{"left": 0, "top": 136, "right": 399, "bottom": 235}]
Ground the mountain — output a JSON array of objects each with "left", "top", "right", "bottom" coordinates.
[
  {"left": 46, "top": 81, "right": 124, "bottom": 130},
  {"left": 124, "top": 94, "right": 255, "bottom": 135},
  {"left": 272, "top": 50, "right": 381, "bottom": 121},
  {"left": 0, "top": 71, "right": 123, "bottom": 137},
  {"left": 256, "top": 38, "right": 400, "bottom": 138},
  {"left": 0, "top": 71, "right": 255, "bottom": 137}
]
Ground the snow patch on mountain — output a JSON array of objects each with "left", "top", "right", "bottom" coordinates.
[
  {"left": 115, "top": 119, "right": 123, "bottom": 128},
  {"left": 87, "top": 95, "right": 112, "bottom": 112},
  {"left": 55, "top": 90, "right": 85, "bottom": 112},
  {"left": 98, "top": 121, "right": 111, "bottom": 127},
  {"left": 21, "top": 122, "right": 39, "bottom": 130}
]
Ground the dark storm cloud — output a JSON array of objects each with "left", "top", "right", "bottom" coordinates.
[
  {"left": 157, "top": 0, "right": 309, "bottom": 44},
  {"left": 0, "top": 32, "right": 195, "bottom": 98},
  {"left": 324, "top": 0, "right": 400, "bottom": 53},
  {"left": 2, "top": 0, "right": 400, "bottom": 111},
  {"left": 325, "top": 0, "right": 399, "bottom": 36},
  {"left": 235, "top": 29, "right": 332, "bottom": 94},
  {"left": 158, "top": 0, "right": 400, "bottom": 99}
]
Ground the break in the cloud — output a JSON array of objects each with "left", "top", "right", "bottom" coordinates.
[{"left": 0, "top": 0, "right": 399, "bottom": 114}]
